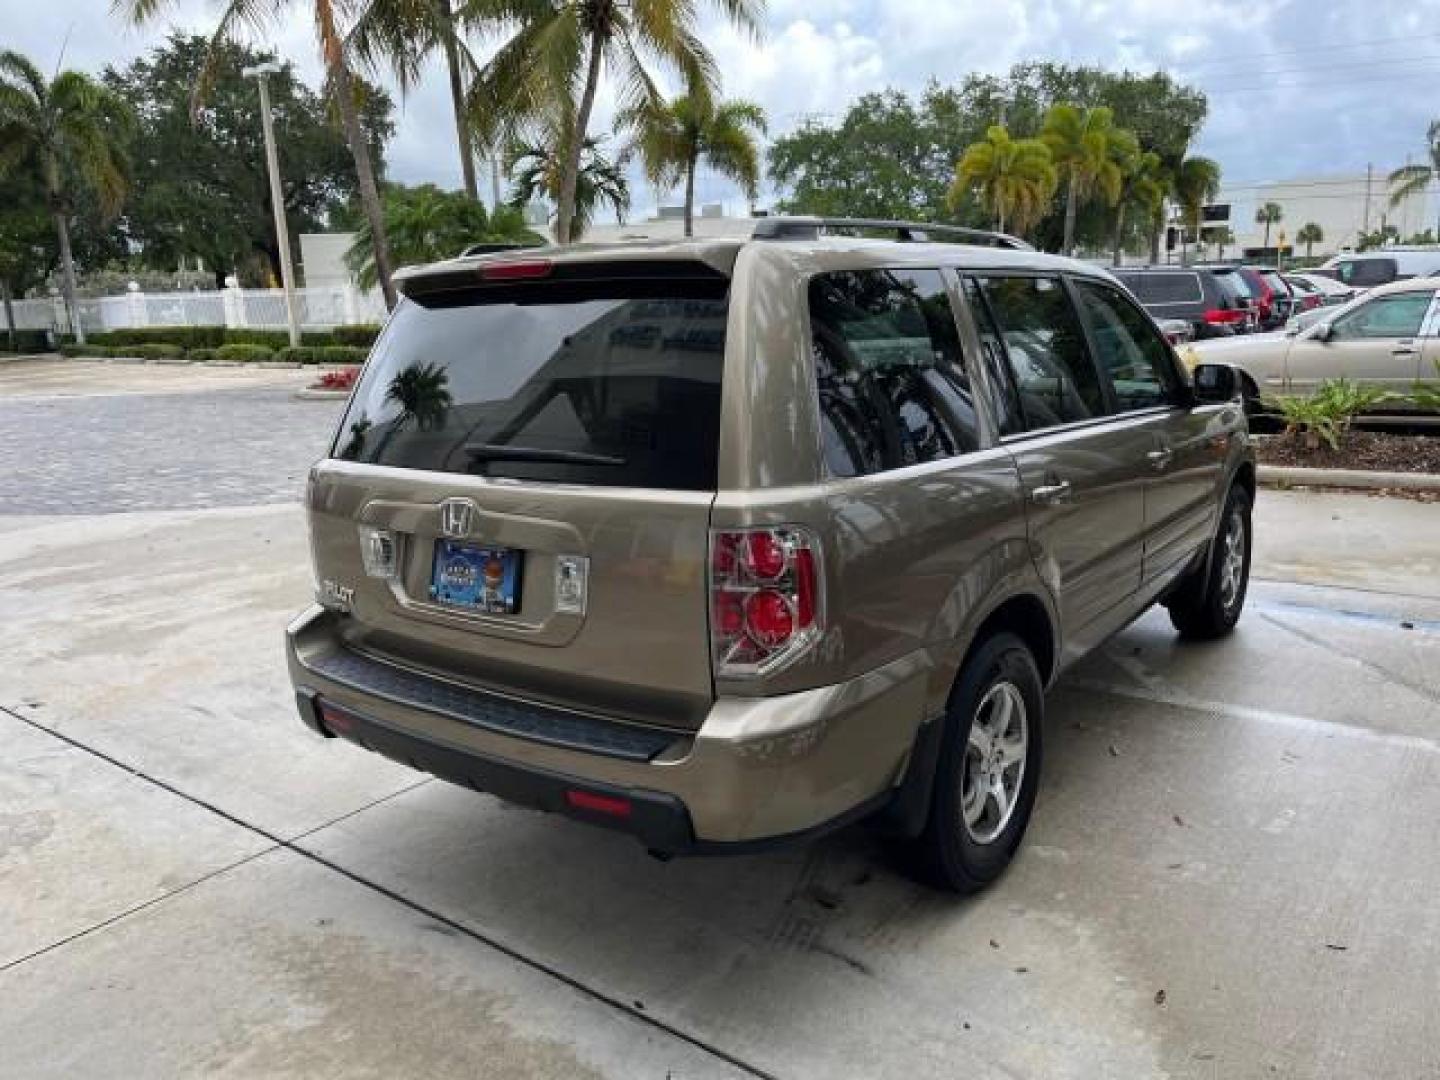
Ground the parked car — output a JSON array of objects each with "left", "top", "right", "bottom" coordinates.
[
  {"left": 1253, "top": 267, "right": 1298, "bottom": 324},
  {"left": 1192, "top": 275, "right": 1440, "bottom": 420},
  {"left": 1286, "top": 271, "right": 1355, "bottom": 306},
  {"left": 287, "top": 217, "right": 1255, "bottom": 893},
  {"left": 1112, "top": 266, "right": 1255, "bottom": 339},
  {"left": 1282, "top": 273, "right": 1325, "bottom": 313},
  {"left": 1321, "top": 249, "right": 1440, "bottom": 288}
]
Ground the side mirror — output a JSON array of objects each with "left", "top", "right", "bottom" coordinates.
[
  {"left": 1192, "top": 362, "right": 1239, "bottom": 404},
  {"left": 1311, "top": 322, "right": 1334, "bottom": 342}
]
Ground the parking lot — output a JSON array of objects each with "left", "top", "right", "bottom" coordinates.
[{"left": 3, "top": 359, "right": 1439, "bottom": 1079}]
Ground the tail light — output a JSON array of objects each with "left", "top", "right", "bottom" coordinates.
[
  {"left": 710, "top": 526, "right": 824, "bottom": 677},
  {"left": 1204, "top": 308, "right": 1245, "bottom": 325}
]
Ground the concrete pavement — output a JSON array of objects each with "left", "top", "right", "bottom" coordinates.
[{"left": 3, "top": 362, "right": 1440, "bottom": 1079}]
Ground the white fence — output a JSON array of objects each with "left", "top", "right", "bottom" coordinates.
[{"left": 7, "top": 283, "right": 388, "bottom": 337}]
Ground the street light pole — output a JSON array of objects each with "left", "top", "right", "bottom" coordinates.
[{"left": 243, "top": 62, "right": 301, "bottom": 349}]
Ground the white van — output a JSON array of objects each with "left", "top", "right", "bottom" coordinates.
[{"left": 1321, "top": 248, "right": 1440, "bottom": 288}]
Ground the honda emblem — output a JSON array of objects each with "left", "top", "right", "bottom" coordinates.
[{"left": 439, "top": 498, "right": 477, "bottom": 539}]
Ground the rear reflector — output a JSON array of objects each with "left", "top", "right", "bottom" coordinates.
[
  {"left": 316, "top": 701, "right": 354, "bottom": 734},
  {"left": 478, "top": 259, "right": 553, "bottom": 281},
  {"left": 565, "top": 789, "right": 633, "bottom": 818}
]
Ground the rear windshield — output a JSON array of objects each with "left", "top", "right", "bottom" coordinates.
[
  {"left": 1261, "top": 271, "right": 1289, "bottom": 295},
  {"left": 334, "top": 278, "right": 729, "bottom": 490},
  {"left": 1215, "top": 271, "right": 1252, "bottom": 300},
  {"left": 1123, "top": 272, "right": 1202, "bottom": 305}
]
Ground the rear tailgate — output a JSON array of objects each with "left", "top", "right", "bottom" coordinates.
[{"left": 308, "top": 260, "right": 732, "bottom": 730}]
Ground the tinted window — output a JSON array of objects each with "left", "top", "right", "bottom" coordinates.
[
  {"left": 335, "top": 279, "right": 727, "bottom": 490},
  {"left": 1217, "top": 271, "right": 1253, "bottom": 301},
  {"left": 1261, "top": 271, "right": 1290, "bottom": 296},
  {"left": 1127, "top": 272, "right": 1203, "bottom": 305},
  {"left": 974, "top": 275, "right": 1107, "bottom": 429},
  {"left": 1073, "top": 281, "right": 1175, "bottom": 412},
  {"left": 809, "top": 268, "right": 980, "bottom": 477},
  {"left": 962, "top": 277, "right": 1026, "bottom": 435},
  {"left": 1337, "top": 259, "right": 1397, "bottom": 287},
  {"left": 1330, "top": 291, "right": 1433, "bottom": 339}
]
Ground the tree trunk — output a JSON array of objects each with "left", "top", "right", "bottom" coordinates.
[
  {"left": 439, "top": 0, "right": 478, "bottom": 200},
  {"left": 52, "top": 208, "right": 84, "bottom": 346},
  {"left": 1263, "top": 221, "right": 1270, "bottom": 250},
  {"left": 330, "top": 57, "right": 396, "bottom": 309},
  {"left": 996, "top": 199, "right": 1005, "bottom": 235},
  {"left": 1, "top": 278, "right": 16, "bottom": 352},
  {"left": 1062, "top": 176, "right": 1078, "bottom": 256},
  {"left": 1112, "top": 203, "right": 1126, "bottom": 267},
  {"left": 683, "top": 156, "right": 696, "bottom": 238},
  {"left": 1150, "top": 208, "right": 1162, "bottom": 265},
  {"left": 555, "top": 25, "right": 606, "bottom": 244}
]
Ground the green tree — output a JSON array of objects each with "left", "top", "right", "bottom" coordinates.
[
  {"left": 119, "top": 0, "right": 402, "bottom": 309},
  {"left": 948, "top": 125, "right": 1056, "bottom": 236},
  {"left": 1255, "top": 201, "right": 1283, "bottom": 251},
  {"left": 1173, "top": 155, "right": 1221, "bottom": 266},
  {"left": 1110, "top": 145, "right": 1162, "bottom": 266},
  {"left": 1040, "top": 103, "right": 1127, "bottom": 256},
  {"left": 621, "top": 94, "right": 766, "bottom": 237},
  {"left": 0, "top": 51, "right": 132, "bottom": 345},
  {"left": 1388, "top": 120, "right": 1440, "bottom": 211},
  {"left": 345, "top": 182, "right": 543, "bottom": 288},
  {"left": 0, "top": 162, "right": 54, "bottom": 349},
  {"left": 1296, "top": 221, "right": 1323, "bottom": 258},
  {"left": 466, "top": 0, "right": 762, "bottom": 244},
  {"left": 104, "top": 34, "right": 393, "bottom": 288},
  {"left": 505, "top": 125, "right": 630, "bottom": 241},
  {"left": 1210, "top": 226, "right": 1236, "bottom": 261}
]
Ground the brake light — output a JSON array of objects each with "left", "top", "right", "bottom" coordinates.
[
  {"left": 1204, "top": 308, "right": 1245, "bottom": 324},
  {"left": 710, "top": 526, "right": 824, "bottom": 676},
  {"left": 565, "top": 789, "right": 632, "bottom": 818},
  {"left": 479, "top": 259, "right": 553, "bottom": 281}
]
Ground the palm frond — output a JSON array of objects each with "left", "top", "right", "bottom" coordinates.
[{"left": 1388, "top": 163, "right": 1432, "bottom": 207}]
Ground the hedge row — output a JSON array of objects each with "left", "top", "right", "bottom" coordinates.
[
  {"left": 58, "top": 342, "right": 369, "bottom": 364},
  {"left": 86, "top": 324, "right": 381, "bottom": 350},
  {"left": 1, "top": 330, "right": 53, "bottom": 354}
]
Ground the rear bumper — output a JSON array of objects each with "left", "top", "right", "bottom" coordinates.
[{"left": 286, "top": 606, "right": 933, "bottom": 852}]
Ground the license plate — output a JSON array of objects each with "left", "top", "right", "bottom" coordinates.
[{"left": 430, "top": 540, "right": 522, "bottom": 614}]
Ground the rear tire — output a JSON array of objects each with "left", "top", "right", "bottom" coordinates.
[
  {"left": 904, "top": 632, "right": 1044, "bottom": 893},
  {"left": 1167, "top": 484, "right": 1252, "bottom": 640}
]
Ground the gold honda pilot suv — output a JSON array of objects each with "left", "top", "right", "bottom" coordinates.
[{"left": 288, "top": 217, "right": 1254, "bottom": 892}]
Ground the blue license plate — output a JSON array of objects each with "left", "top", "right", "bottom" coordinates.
[{"left": 430, "top": 541, "right": 522, "bottom": 614}]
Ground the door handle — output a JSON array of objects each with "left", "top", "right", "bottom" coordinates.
[
  {"left": 1031, "top": 479, "right": 1073, "bottom": 504},
  {"left": 1146, "top": 447, "right": 1174, "bottom": 469},
  {"left": 1392, "top": 347, "right": 1417, "bottom": 356}
]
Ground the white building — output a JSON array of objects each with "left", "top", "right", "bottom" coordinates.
[{"left": 1204, "top": 169, "right": 1438, "bottom": 258}]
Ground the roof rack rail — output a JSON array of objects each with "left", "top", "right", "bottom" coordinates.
[{"left": 750, "top": 216, "right": 1033, "bottom": 250}]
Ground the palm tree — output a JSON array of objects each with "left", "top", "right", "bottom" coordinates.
[
  {"left": 0, "top": 52, "right": 131, "bottom": 345},
  {"left": 1389, "top": 120, "right": 1440, "bottom": 214},
  {"left": 346, "top": 183, "right": 542, "bottom": 288},
  {"left": 506, "top": 123, "right": 630, "bottom": 241},
  {"left": 1109, "top": 138, "right": 1161, "bottom": 267},
  {"left": 1040, "top": 103, "right": 1128, "bottom": 256},
  {"left": 119, "top": 0, "right": 400, "bottom": 309},
  {"left": 1255, "top": 201, "right": 1283, "bottom": 251},
  {"left": 1296, "top": 221, "right": 1323, "bottom": 259},
  {"left": 1213, "top": 226, "right": 1236, "bottom": 261},
  {"left": 1172, "top": 155, "right": 1221, "bottom": 266},
  {"left": 620, "top": 94, "right": 765, "bottom": 238},
  {"left": 465, "top": 0, "right": 762, "bottom": 244},
  {"left": 348, "top": 0, "right": 484, "bottom": 200},
  {"left": 948, "top": 125, "right": 1057, "bottom": 237}
]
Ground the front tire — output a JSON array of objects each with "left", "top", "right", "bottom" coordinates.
[
  {"left": 906, "top": 632, "right": 1045, "bottom": 893},
  {"left": 1167, "top": 484, "right": 1252, "bottom": 640}
]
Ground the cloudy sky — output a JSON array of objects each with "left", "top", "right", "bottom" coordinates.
[{"left": 9, "top": 0, "right": 1440, "bottom": 218}]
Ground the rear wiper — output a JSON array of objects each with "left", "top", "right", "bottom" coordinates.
[{"left": 464, "top": 443, "right": 627, "bottom": 467}]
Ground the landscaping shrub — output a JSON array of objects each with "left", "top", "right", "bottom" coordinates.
[
  {"left": 214, "top": 343, "right": 275, "bottom": 363},
  {"left": 91, "top": 326, "right": 224, "bottom": 350},
  {"left": 131, "top": 343, "right": 186, "bottom": 360},
  {"left": 332, "top": 324, "right": 381, "bottom": 348},
  {"left": 315, "top": 345, "right": 367, "bottom": 365},
  {"left": 276, "top": 345, "right": 315, "bottom": 364},
  {"left": 1410, "top": 359, "right": 1440, "bottom": 412},
  {"left": 2, "top": 329, "right": 53, "bottom": 354},
  {"left": 60, "top": 343, "right": 110, "bottom": 358},
  {"left": 188, "top": 347, "right": 216, "bottom": 362},
  {"left": 1267, "top": 378, "right": 1391, "bottom": 451}
]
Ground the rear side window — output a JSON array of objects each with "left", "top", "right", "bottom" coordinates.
[
  {"left": 972, "top": 275, "right": 1108, "bottom": 429},
  {"left": 1072, "top": 281, "right": 1177, "bottom": 412},
  {"left": 808, "top": 268, "right": 980, "bottom": 477},
  {"left": 334, "top": 278, "right": 728, "bottom": 490}
]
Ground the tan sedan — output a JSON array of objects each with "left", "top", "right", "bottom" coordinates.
[{"left": 1189, "top": 276, "right": 1440, "bottom": 410}]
